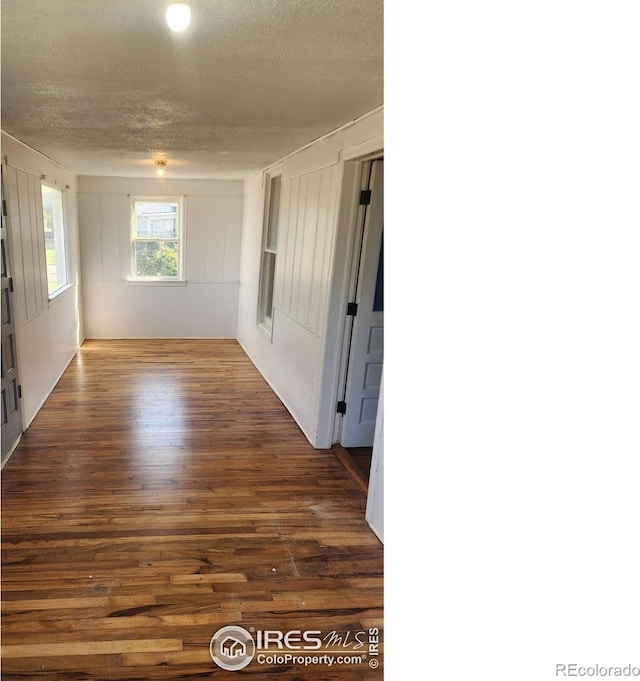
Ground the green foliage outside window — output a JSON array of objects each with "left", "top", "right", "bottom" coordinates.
[{"left": 135, "top": 241, "right": 178, "bottom": 277}]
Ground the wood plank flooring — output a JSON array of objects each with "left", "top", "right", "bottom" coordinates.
[
  {"left": 332, "top": 447, "right": 369, "bottom": 494},
  {"left": 347, "top": 449, "right": 373, "bottom": 484},
  {"left": 1, "top": 340, "right": 383, "bottom": 680}
]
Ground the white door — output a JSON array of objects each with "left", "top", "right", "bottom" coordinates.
[{"left": 340, "top": 159, "right": 383, "bottom": 448}]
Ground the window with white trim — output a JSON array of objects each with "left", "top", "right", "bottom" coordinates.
[
  {"left": 41, "top": 184, "right": 68, "bottom": 297},
  {"left": 131, "top": 198, "right": 183, "bottom": 280},
  {"left": 258, "top": 173, "right": 281, "bottom": 328}
]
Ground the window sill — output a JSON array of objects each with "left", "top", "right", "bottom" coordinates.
[
  {"left": 257, "top": 321, "right": 274, "bottom": 341},
  {"left": 48, "top": 283, "right": 73, "bottom": 301},
  {"left": 126, "top": 279, "right": 187, "bottom": 287}
]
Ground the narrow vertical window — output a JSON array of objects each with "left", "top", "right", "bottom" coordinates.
[
  {"left": 131, "top": 198, "right": 182, "bottom": 280},
  {"left": 41, "top": 185, "right": 68, "bottom": 297},
  {"left": 258, "top": 174, "right": 281, "bottom": 328}
]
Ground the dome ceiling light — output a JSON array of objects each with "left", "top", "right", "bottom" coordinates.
[{"left": 166, "top": 4, "right": 191, "bottom": 32}]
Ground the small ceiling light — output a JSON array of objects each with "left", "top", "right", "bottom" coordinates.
[
  {"left": 166, "top": 3, "right": 191, "bottom": 32},
  {"left": 155, "top": 160, "right": 167, "bottom": 176}
]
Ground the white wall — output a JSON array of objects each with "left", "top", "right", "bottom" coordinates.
[
  {"left": 1, "top": 132, "right": 83, "bottom": 428},
  {"left": 78, "top": 176, "right": 243, "bottom": 338},
  {"left": 237, "top": 107, "right": 383, "bottom": 447},
  {"left": 366, "top": 372, "right": 384, "bottom": 542}
]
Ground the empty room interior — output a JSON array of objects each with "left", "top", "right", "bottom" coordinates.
[{"left": 0, "top": 1, "right": 384, "bottom": 679}]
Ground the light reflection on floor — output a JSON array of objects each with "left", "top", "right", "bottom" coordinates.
[{"left": 129, "top": 374, "right": 188, "bottom": 456}]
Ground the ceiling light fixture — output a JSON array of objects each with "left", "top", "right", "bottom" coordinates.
[
  {"left": 155, "top": 160, "right": 167, "bottom": 176},
  {"left": 166, "top": 3, "right": 191, "bottom": 32}
]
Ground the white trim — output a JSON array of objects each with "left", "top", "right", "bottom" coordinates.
[
  {"left": 341, "top": 136, "right": 384, "bottom": 161},
  {"left": 129, "top": 195, "right": 184, "bottom": 281},
  {"left": 261, "top": 162, "right": 284, "bottom": 188},
  {"left": 271, "top": 306, "right": 322, "bottom": 340},
  {"left": 333, "top": 162, "right": 371, "bottom": 443},
  {"left": 257, "top": 320, "right": 274, "bottom": 341},
  {"left": 48, "top": 282, "right": 74, "bottom": 301},
  {"left": 126, "top": 279, "right": 187, "bottom": 286},
  {"left": 1, "top": 131, "right": 69, "bottom": 172},
  {"left": 83, "top": 335, "right": 238, "bottom": 340},
  {"left": 314, "top": 160, "right": 361, "bottom": 448},
  {"left": 284, "top": 107, "right": 383, "bottom": 163},
  {"left": 246, "top": 107, "right": 383, "bottom": 186}
]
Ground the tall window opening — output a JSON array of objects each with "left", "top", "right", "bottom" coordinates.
[
  {"left": 258, "top": 174, "right": 281, "bottom": 329},
  {"left": 41, "top": 184, "right": 68, "bottom": 297}
]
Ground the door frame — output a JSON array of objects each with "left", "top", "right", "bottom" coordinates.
[
  {"left": 313, "top": 144, "right": 383, "bottom": 449},
  {"left": 336, "top": 158, "right": 383, "bottom": 446},
  {"left": 1, "top": 158, "right": 24, "bottom": 466}
]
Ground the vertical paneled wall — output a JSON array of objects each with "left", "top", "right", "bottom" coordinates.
[
  {"left": 77, "top": 177, "right": 243, "bottom": 338},
  {"left": 274, "top": 165, "right": 340, "bottom": 335},
  {"left": 237, "top": 108, "right": 383, "bottom": 447},
  {"left": 1, "top": 132, "right": 83, "bottom": 428},
  {"left": 3, "top": 168, "right": 48, "bottom": 325}
]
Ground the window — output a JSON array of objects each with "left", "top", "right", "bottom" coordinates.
[
  {"left": 258, "top": 174, "right": 281, "bottom": 328},
  {"left": 41, "top": 184, "right": 68, "bottom": 297},
  {"left": 131, "top": 198, "right": 183, "bottom": 280}
]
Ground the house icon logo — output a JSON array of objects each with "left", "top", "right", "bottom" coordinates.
[
  {"left": 210, "top": 625, "right": 255, "bottom": 670},
  {"left": 221, "top": 635, "right": 246, "bottom": 659}
]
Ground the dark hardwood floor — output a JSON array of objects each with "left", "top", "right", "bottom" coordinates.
[
  {"left": 347, "top": 448, "right": 373, "bottom": 484},
  {"left": 1, "top": 340, "right": 383, "bottom": 680},
  {"left": 333, "top": 447, "right": 373, "bottom": 494}
]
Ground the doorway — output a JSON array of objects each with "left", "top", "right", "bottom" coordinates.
[
  {"left": 1, "top": 163, "right": 23, "bottom": 464},
  {"left": 336, "top": 158, "right": 383, "bottom": 481}
]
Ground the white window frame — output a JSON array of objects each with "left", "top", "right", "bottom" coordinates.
[
  {"left": 130, "top": 196, "right": 184, "bottom": 281},
  {"left": 257, "top": 170, "right": 282, "bottom": 334},
  {"left": 41, "top": 183, "right": 69, "bottom": 299}
]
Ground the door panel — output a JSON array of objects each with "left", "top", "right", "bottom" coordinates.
[
  {"left": 1, "top": 164, "right": 23, "bottom": 461},
  {"left": 341, "top": 159, "right": 384, "bottom": 448}
]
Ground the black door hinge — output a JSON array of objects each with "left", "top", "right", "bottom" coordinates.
[
  {"left": 18, "top": 385, "right": 22, "bottom": 399},
  {"left": 9, "top": 277, "right": 14, "bottom": 293},
  {"left": 2, "top": 200, "right": 7, "bottom": 217},
  {"left": 337, "top": 401, "right": 347, "bottom": 415},
  {"left": 359, "top": 190, "right": 371, "bottom": 205},
  {"left": 346, "top": 302, "right": 358, "bottom": 317}
]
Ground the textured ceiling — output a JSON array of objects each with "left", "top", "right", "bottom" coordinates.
[{"left": 1, "top": 0, "right": 383, "bottom": 178}]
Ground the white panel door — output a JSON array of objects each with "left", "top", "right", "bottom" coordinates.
[{"left": 341, "top": 159, "right": 383, "bottom": 448}]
